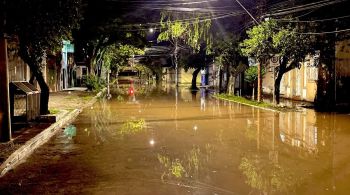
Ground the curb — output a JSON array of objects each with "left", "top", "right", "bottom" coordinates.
[
  {"left": 0, "top": 89, "right": 105, "bottom": 177},
  {"left": 213, "top": 96, "right": 280, "bottom": 113},
  {"left": 0, "top": 109, "right": 80, "bottom": 177}
]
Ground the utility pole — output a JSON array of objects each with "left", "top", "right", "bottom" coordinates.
[
  {"left": 257, "top": 61, "right": 262, "bottom": 102},
  {"left": 0, "top": 0, "right": 12, "bottom": 141},
  {"left": 174, "top": 40, "right": 179, "bottom": 87}
]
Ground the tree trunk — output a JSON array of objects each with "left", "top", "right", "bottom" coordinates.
[
  {"left": 252, "top": 83, "right": 255, "bottom": 101},
  {"left": 224, "top": 65, "right": 230, "bottom": 93},
  {"left": 228, "top": 75, "right": 236, "bottom": 95},
  {"left": 0, "top": 36, "right": 11, "bottom": 142},
  {"left": 31, "top": 67, "right": 50, "bottom": 115},
  {"left": 257, "top": 62, "right": 262, "bottom": 102},
  {"left": 29, "top": 74, "right": 35, "bottom": 84},
  {"left": 274, "top": 71, "right": 284, "bottom": 105},
  {"left": 219, "top": 68, "right": 223, "bottom": 93},
  {"left": 19, "top": 44, "right": 50, "bottom": 115},
  {"left": 191, "top": 68, "right": 201, "bottom": 90},
  {"left": 155, "top": 69, "right": 163, "bottom": 86}
]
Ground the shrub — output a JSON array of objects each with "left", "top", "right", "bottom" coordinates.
[{"left": 85, "top": 75, "right": 106, "bottom": 91}]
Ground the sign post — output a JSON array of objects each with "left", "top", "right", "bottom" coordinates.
[{"left": 270, "top": 55, "right": 279, "bottom": 105}]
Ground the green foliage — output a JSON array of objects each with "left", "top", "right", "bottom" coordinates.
[
  {"left": 49, "top": 109, "right": 60, "bottom": 115},
  {"left": 214, "top": 35, "right": 241, "bottom": 69},
  {"left": 103, "top": 44, "right": 144, "bottom": 72},
  {"left": 171, "top": 160, "right": 186, "bottom": 178},
  {"left": 6, "top": 0, "right": 82, "bottom": 65},
  {"left": 239, "top": 156, "right": 298, "bottom": 194},
  {"left": 244, "top": 66, "right": 265, "bottom": 84},
  {"left": 240, "top": 20, "right": 275, "bottom": 61},
  {"left": 86, "top": 75, "right": 106, "bottom": 91},
  {"left": 213, "top": 34, "right": 247, "bottom": 79},
  {"left": 157, "top": 145, "right": 213, "bottom": 182},
  {"left": 117, "top": 119, "right": 146, "bottom": 136},
  {"left": 215, "top": 93, "right": 271, "bottom": 108},
  {"left": 157, "top": 12, "right": 212, "bottom": 54},
  {"left": 214, "top": 94, "right": 295, "bottom": 112},
  {"left": 4, "top": 0, "right": 83, "bottom": 114},
  {"left": 240, "top": 19, "right": 309, "bottom": 63},
  {"left": 158, "top": 154, "right": 185, "bottom": 178}
]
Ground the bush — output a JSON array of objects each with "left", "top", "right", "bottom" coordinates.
[{"left": 85, "top": 75, "right": 106, "bottom": 91}]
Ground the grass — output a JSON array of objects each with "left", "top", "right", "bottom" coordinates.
[
  {"left": 214, "top": 94, "right": 294, "bottom": 112},
  {"left": 82, "top": 95, "right": 94, "bottom": 101},
  {"left": 49, "top": 108, "right": 61, "bottom": 114}
]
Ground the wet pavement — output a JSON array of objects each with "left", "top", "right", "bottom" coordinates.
[{"left": 1, "top": 87, "right": 350, "bottom": 195}]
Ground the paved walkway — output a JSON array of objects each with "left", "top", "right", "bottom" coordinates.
[{"left": 0, "top": 89, "right": 98, "bottom": 175}]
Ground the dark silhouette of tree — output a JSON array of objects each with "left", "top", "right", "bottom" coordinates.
[{"left": 4, "top": 0, "right": 83, "bottom": 114}]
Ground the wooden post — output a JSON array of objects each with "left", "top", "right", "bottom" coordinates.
[{"left": 0, "top": 36, "right": 12, "bottom": 142}]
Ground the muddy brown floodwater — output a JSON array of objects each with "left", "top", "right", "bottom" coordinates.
[{"left": 1, "top": 87, "right": 350, "bottom": 195}]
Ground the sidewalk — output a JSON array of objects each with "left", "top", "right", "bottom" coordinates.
[{"left": 0, "top": 88, "right": 102, "bottom": 177}]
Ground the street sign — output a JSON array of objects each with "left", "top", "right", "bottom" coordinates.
[{"left": 270, "top": 55, "right": 279, "bottom": 67}]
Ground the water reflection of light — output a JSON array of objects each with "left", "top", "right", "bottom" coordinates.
[
  {"left": 149, "top": 139, "right": 155, "bottom": 146},
  {"left": 193, "top": 125, "right": 198, "bottom": 131},
  {"left": 90, "top": 106, "right": 94, "bottom": 109}
]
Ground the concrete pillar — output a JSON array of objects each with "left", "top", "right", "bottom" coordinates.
[{"left": 0, "top": 36, "right": 11, "bottom": 142}]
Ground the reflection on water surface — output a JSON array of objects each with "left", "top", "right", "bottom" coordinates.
[{"left": 1, "top": 86, "right": 350, "bottom": 195}]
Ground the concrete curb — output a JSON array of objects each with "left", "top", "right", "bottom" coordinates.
[
  {"left": 213, "top": 96, "right": 280, "bottom": 113},
  {"left": 0, "top": 109, "right": 80, "bottom": 177},
  {"left": 0, "top": 89, "right": 105, "bottom": 177}
]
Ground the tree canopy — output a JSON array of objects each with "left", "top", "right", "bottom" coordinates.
[
  {"left": 4, "top": 0, "right": 83, "bottom": 114},
  {"left": 240, "top": 19, "right": 310, "bottom": 104}
]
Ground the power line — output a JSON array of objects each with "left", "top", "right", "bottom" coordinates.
[
  {"left": 265, "top": 0, "right": 346, "bottom": 17},
  {"left": 233, "top": 0, "right": 259, "bottom": 24},
  {"left": 278, "top": 14, "right": 350, "bottom": 23},
  {"left": 298, "top": 28, "right": 350, "bottom": 35},
  {"left": 118, "top": 11, "right": 244, "bottom": 30}
]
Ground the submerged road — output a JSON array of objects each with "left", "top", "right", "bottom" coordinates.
[{"left": 1, "top": 87, "right": 350, "bottom": 195}]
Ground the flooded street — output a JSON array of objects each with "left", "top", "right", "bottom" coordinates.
[{"left": 1, "top": 87, "right": 350, "bottom": 195}]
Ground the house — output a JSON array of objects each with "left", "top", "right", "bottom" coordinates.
[
  {"left": 263, "top": 40, "right": 350, "bottom": 105},
  {"left": 263, "top": 54, "right": 319, "bottom": 102}
]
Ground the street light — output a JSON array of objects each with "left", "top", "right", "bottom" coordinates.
[{"left": 149, "top": 28, "right": 154, "bottom": 33}]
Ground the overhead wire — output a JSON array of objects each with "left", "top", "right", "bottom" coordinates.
[
  {"left": 265, "top": 0, "right": 347, "bottom": 17},
  {"left": 277, "top": 14, "right": 350, "bottom": 23}
]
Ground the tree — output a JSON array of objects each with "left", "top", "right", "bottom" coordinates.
[
  {"left": 5, "top": 0, "right": 82, "bottom": 114},
  {"left": 245, "top": 66, "right": 266, "bottom": 100},
  {"left": 214, "top": 35, "right": 247, "bottom": 94},
  {"left": 103, "top": 44, "right": 144, "bottom": 74},
  {"left": 181, "top": 48, "right": 207, "bottom": 90},
  {"left": 157, "top": 12, "right": 212, "bottom": 87},
  {"left": 73, "top": 0, "right": 147, "bottom": 78},
  {"left": 241, "top": 19, "right": 310, "bottom": 104}
]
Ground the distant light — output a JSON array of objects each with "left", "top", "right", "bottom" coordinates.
[
  {"left": 149, "top": 139, "right": 155, "bottom": 146},
  {"left": 149, "top": 28, "right": 154, "bottom": 33}
]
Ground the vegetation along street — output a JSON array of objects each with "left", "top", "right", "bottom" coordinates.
[{"left": 1, "top": 0, "right": 350, "bottom": 194}]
